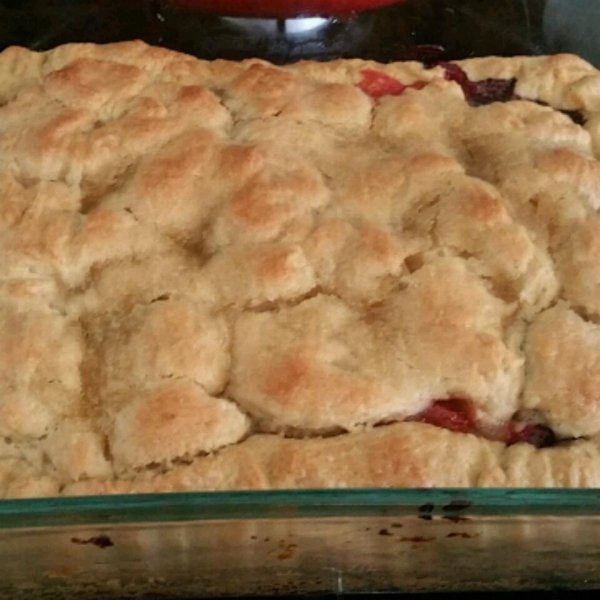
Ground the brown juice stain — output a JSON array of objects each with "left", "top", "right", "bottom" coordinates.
[
  {"left": 277, "top": 540, "right": 298, "bottom": 560},
  {"left": 446, "top": 532, "right": 480, "bottom": 539},
  {"left": 70, "top": 535, "right": 114, "bottom": 549},
  {"left": 444, "top": 515, "right": 471, "bottom": 523}
]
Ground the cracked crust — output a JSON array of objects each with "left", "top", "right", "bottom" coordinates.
[{"left": 2, "top": 41, "right": 600, "bottom": 497}]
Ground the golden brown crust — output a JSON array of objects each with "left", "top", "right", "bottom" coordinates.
[
  {"left": 2, "top": 41, "right": 600, "bottom": 496},
  {"left": 523, "top": 304, "right": 600, "bottom": 439}
]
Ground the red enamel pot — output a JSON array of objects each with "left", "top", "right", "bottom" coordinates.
[{"left": 173, "top": 0, "right": 402, "bottom": 18}]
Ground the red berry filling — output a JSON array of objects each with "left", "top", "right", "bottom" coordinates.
[
  {"left": 415, "top": 398, "right": 478, "bottom": 434},
  {"left": 358, "top": 65, "right": 587, "bottom": 124},
  {"left": 359, "top": 63, "right": 519, "bottom": 108},
  {"left": 412, "top": 399, "right": 559, "bottom": 449},
  {"left": 357, "top": 69, "right": 427, "bottom": 99},
  {"left": 438, "top": 62, "right": 473, "bottom": 92},
  {"left": 469, "top": 78, "right": 518, "bottom": 107},
  {"left": 507, "top": 422, "right": 557, "bottom": 449},
  {"left": 438, "top": 62, "right": 518, "bottom": 107}
]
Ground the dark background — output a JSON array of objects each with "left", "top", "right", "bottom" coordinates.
[{"left": 0, "top": 0, "right": 599, "bottom": 66}]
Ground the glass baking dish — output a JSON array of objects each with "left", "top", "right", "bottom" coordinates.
[
  {"left": 1, "top": 1, "right": 600, "bottom": 596},
  {"left": 2, "top": 489, "right": 600, "bottom": 597}
]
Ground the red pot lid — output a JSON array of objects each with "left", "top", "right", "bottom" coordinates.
[{"left": 174, "top": 0, "right": 402, "bottom": 18}]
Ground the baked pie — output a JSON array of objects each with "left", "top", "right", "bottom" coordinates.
[{"left": 1, "top": 41, "right": 600, "bottom": 498}]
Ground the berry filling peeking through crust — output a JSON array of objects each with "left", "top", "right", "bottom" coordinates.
[
  {"left": 438, "top": 62, "right": 518, "bottom": 107},
  {"left": 415, "top": 399, "right": 477, "bottom": 434},
  {"left": 414, "top": 399, "right": 558, "bottom": 449},
  {"left": 357, "top": 65, "right": 587, "bottom": 123},
  {"left": 357, "top": 64, "right": 518, "bottom": 106},
  {"left": 507, "top": 422, "right": 557, "bottom": 449},
  {"left": 357, "top": 69, "right": 427, "bottom": 99}
]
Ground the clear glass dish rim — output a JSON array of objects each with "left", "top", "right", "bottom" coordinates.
[{"left": 2, "top": 489, "right": 600, "bottom": 529}]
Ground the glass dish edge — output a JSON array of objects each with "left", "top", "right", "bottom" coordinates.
[{"left": 2, "top": 488, "right": 600, "bottom": 530}]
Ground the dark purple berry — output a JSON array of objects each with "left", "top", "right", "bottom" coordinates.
[{"left": 468, "top": 78, "right": 518, "bottom": 107}]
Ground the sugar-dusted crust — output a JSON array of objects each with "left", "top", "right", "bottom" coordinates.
[{"left": 2, "top": 41, "right": 600, "bottom": 497}]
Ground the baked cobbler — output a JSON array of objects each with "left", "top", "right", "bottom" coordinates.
[{"left": 1, "top": 41, "right": 600, "bottom": 497}]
